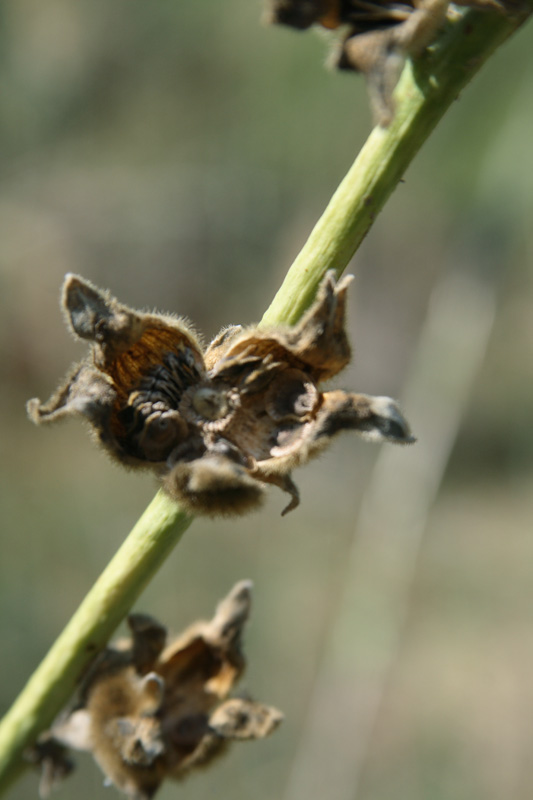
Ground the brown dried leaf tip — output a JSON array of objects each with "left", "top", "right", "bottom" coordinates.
[
  {"left": 264, "top": 0, "right": 516, "bottom": 125},
  {"left": 31, "top": 581, "right": 282, "bottom": 800},
  {"left": 28, "top": 272, "right": 414, "bottom": 516}
]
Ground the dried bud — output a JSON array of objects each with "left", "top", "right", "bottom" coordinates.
[
  {"left": 264, "top": 0, "right": 516, "bottom": 125},
  {"left": 28, "top": 272, "right": 414, "bottom": 516},
  {"left": 31, "top": 582, "right": 283, "bottom": 800}
]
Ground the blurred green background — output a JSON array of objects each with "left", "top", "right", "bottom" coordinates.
[{"left": 1, "top": 1, "right": 533, "bottom": 799}]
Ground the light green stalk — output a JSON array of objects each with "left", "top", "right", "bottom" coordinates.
[
  {"left": 0, "top": 494, "right": 192, "bottom": 793},
  {"left": 0, "top": 2, "right": 530, "bottom": 795},
  {"left": 262, "top": 3, "right": 531, "bottom": 326}
]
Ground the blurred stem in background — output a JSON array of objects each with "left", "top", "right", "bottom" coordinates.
[
  {"left": 0, "top": 2, "right": 530, "bottom": 795},
  {"left": 260, "top": 1, "right": 531, "bottom": 326},
  {"left": 282, "top": 228, "right": 504, "bottom": 800},
  {"left": 280, "top": 72, "right": 532, "bottom": 798}
]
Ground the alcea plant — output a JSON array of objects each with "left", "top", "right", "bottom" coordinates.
[{"left": 0, "top": 0, "right": 530, "bottom": 797}]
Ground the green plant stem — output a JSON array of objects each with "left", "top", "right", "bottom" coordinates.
[
  {"left": 0, "top": 3, "right": 530, "bottom": 796},
  {"left": 0, "top": 493, "right": 192, "bottom": 794},
  {"left": 261, "top": 4, "right": 531, "bottom": 327}
]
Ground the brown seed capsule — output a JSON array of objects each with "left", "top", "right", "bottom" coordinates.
[
  {"left": 28, "top": 272, "right": 414, "bottom": 516},
  {"left": 264, "top": 0, "right": 518, "bottom": 125},
  {"left": 30, "top": 582, "right": 283, "bottom": 800}
]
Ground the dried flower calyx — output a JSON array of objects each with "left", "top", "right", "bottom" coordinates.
[
  {"left": 31, "top": 581, "right": 282, "bottom": 800},
  {"left": 28, "top": 272, "right": 414, "bottom": 516},
  {"left": 264, "top": 0, "right": 517, "bottom": 125}
]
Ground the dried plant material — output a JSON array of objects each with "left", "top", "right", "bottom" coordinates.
[
  {"left": 28, "top": 272, "right": 414, "bottom": 516},
  {"left": 264, "top": 0, "right": 514, "bottom": 125},
  {"left": 26, "top": 739, "right": 74, "bottom": 798},
  {"left": 30, "top": 581, "right": 283, "bottom": 800}
]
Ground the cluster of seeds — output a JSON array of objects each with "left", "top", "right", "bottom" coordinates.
[{"left": 28, "top": 272, "right": 413, "bottom": 517}]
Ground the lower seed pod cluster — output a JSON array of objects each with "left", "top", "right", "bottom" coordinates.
[{"left": 30, "top": 582, "right": 282, "bottom": 800}]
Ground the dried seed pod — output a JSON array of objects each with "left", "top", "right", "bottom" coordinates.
[
  {"left": 30, "top": 582, "right": 283, "bottom": 800},
  {"left": 28, "top": 272, "right": 414, "bottom": 516},
  {"left": 264, "top": 0, "right": 517, "bottom": 125}
]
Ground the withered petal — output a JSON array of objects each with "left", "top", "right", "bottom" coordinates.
[
  {"left": 208, "top": 698, "right": 284, "bottom": 740},
  {"left": 264, "top": 0, "right": 325, "bottom": 28},
  {"left": 158, "top": 580, "right": 251, "bottom": 690},
  {"left": 51, "top": 709, "right": 93, "bottom": 753},
  {"left": 316, "top": 390, "right": 416, "bottom": 444},
  {"left": 163, "top": 455, "right": 265, "bottom": 517},
  {"left": 335, "top": 29, "right": 405, "bottom": 126},
  {"left": 339, "top": 0, "right": 448, "bottom": 126},
  {"left": 27, "top": 364, "right": 116, "bottom": 428},
  {"left": 31, "top": 274, "right": 205, "bottom": 466},
  {"left": 25, "top": 738, "right": 75, "bottom": 800},
  {"left": 284, "top": 272, "right": 353, "bottom": 380},
  {"left": 63, "top": 274, "right": 204, "bottom": 370},
  {"left": 135, "top": 673, "right": 165, "bottom": 717},
  {"left": 128, "top": 615, "right": 167, "bottom": 674},
  {"left": 203, "top": 324, "right": 243, "bottom": 371},
  {"left": 270, "top": 390, "right": 414, "bottom": 460},
  {"left": 250, "top": 468, "right": 301, "bottom": 515},
  {"left": 114, "top": 715, "right": 165, "bottom": 766},
  {"left": 212, "top": 272, "right": 352, "bottom": 385},
  {"left": 206, "top": 579, "right": 252, "bottom": 648},
  {"left": 264, "top": 368, "right": 319, "bottom": 421},
  {"left": 63, "top": 274, "right": 144, "bottom": 354},
  {"left": 33, "top": 583, "right": 282, "bottom": 799},
  {"left": 391, "top": 0, "right": 449, "bottom": 53}
]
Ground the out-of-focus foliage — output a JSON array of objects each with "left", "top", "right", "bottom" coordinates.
[{"left": 0, "top": 2, "right": 532, "bottom": 800}]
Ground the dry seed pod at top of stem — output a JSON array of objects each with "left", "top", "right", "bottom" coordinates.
[
  {"left": 28, "top": 272, "right": 414, "bottom": 517},
  {"left": 264, "top": 0, "right": 518, "bottom": 125},
  {"left": 30, "top": 581, "right": 283, "bottom": 800}
]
